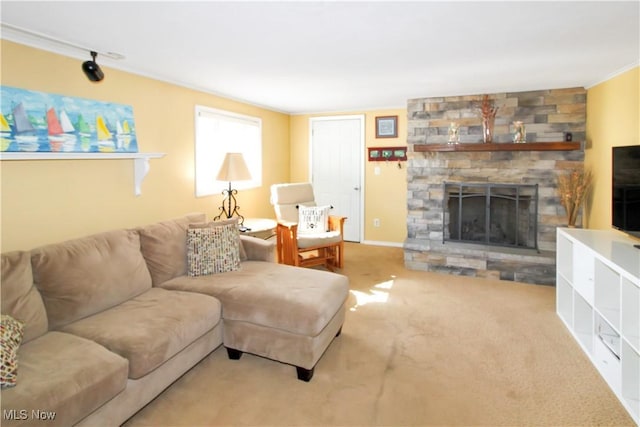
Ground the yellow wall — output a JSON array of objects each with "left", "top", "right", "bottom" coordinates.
[
  {"left": 290, "top": 110, "right": 407, "bottom": 244},
  {"left": 585, "top": 66, "right": 639, "bottom": 229},
  {"left": 9, "top": 38, "right": 632, "bottom": 249},
  {"left": 1, "top": 41, "right": 290, "bottom": 251}
]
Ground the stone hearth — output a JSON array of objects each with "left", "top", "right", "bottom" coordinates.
[{"left": 404, "top": 88, "right": 586, "bottom": 285}]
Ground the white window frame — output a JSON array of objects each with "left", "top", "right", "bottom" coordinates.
[{"left": 194, "top": 105, "right": 262, "bottom": 197}]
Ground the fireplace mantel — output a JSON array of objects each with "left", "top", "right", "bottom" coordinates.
[{"left": 414, "top": 141, "right": 581, "bottom": 152}]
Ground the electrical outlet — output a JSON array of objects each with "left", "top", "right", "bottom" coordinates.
[{"left": 373, "top": 218, "right": 380, "bottom": 227}]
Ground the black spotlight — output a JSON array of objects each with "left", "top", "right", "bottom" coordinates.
[{"left": 82, "top": 51, "right": 104, "bottom": 82}]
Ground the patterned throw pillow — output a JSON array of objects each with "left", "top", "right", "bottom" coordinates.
[
  {"left": 187, "top": 219, "right": 241, "bottom": 276},
  {"left": 1, "top": 315, "right": 24, "bottom": 389},
  {"left": 298, "top": 205, "right": 331, "bottom": 235}
]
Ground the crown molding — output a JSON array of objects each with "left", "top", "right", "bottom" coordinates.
[
  {"left": 585, "top": 60, "right": 640, "bottom": 89},
  {"left": 1, "top": 23, "right": 125, "bottom": 63}
]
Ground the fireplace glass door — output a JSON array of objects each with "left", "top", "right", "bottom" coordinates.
[{"left": 443, "top": 182, "right": 538, "bottom": 250}]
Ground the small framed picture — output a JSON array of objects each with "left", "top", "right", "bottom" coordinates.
[{"left": 375, "top": 116, "right": 398, "bottom": 138}]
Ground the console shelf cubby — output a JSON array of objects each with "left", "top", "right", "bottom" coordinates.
[{"left": 556, "top": 228, "right": 640, "bottom": 425}]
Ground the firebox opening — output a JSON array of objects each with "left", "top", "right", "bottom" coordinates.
[{"left": 443, "top": 182, "right": 539, "bottom": 251}]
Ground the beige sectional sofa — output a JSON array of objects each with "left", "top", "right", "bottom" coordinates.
[{"left": 1, "top": 213, "right": 348, "bottom": 426}]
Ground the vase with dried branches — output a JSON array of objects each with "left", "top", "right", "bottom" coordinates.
[
  {"left": 557, "top": 166, "right": 593, "bottom": 227},
  {"left": 480, "top": 95, "right": 498, "bottom": 143}
]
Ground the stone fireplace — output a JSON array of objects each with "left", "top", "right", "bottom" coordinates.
[{"left": 404, "top": 88, "right": 586, "bottom": 285}]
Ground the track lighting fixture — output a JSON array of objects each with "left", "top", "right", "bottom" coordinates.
[
  {"left": 2, "top": 24, "right": 123, "bottom": 83},
  {"left": 82, "top": 51, "right": 104, "bottom": 82}
]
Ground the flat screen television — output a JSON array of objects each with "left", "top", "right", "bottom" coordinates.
[{"left": 612, "top": 145, "right": 640, "bottom": 238}]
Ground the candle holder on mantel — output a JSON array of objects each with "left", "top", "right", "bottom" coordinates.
[
  {"left": 480, "top": 95, "right": 498, "bottom": 143},
  {"left": 513, "top": 121, "right": 526, "bottom": 143},
  {"left": 448, "top": 122, "right": 460, "bottom": 144}
]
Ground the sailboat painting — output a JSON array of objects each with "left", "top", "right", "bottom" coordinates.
[{"left": 0, "top": 85, "right": 138, "bottom": 153}]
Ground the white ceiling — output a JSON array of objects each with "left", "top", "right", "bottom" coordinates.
[{"left": 1, "top": 1, "right": 639, "bottom": 114}]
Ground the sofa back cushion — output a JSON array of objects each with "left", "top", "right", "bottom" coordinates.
[
  {"left": 137, "top": 213, "right": 207, "bottom": 286},
  {"left": 31, "top": 229, "right": 151, "bottom": 330},
  {"left": 1, "top": 251, "right": 48, "bottom": 343}
]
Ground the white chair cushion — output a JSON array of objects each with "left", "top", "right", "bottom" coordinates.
[
  {"left": 271, "top": 183, "right": 316, "bottom": 223},
  {"left": 270, "top": 183, "right": 315, "bottom": 205},
  {"left": 297, "top": 231, "right": 342, "bottom": 249}
]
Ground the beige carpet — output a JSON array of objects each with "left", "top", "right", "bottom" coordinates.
[{"left": 124, "top": 243, "right": 634, "bottom": 426}]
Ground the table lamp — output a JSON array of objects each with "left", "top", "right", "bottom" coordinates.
[{"left": 214, "top": 152, "right": 252, "bottom": 229}]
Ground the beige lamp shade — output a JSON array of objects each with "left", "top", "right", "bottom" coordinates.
[{"left": 216, "top": 152, "right": 252, "bottom": 182}]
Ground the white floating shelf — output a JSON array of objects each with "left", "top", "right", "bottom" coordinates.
[{"left": 0, "top": 152, "right": 166, "bottom": 196}]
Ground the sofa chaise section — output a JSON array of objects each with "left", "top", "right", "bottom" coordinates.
[
  {"left": 137, "top": 215, "right": 349, "bottom": 381},
  {"left": 156, "top": 246, "right": 349, "bottom": 381}
]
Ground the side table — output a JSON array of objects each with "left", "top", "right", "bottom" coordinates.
[{"left": 241, "top": 218, "right": 277, "bottom": 240}]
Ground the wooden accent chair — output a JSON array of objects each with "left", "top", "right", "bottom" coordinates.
[{"left": 270, "top": 183, "right": 346, "bottom": 271}]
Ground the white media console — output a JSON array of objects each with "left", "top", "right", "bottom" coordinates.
[{"left": 556, "top": 227, "right": 640, "bottom": 425}]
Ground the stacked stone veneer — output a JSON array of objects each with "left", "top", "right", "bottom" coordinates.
[{"left": 405, "top": 88, "right": 586, "bottom": 285}]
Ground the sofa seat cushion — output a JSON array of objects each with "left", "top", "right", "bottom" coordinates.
[
  {"left": 0, "top": 331, "right": 128, "bottom": 427},
  {"left": 297, "top": 230, "right": 342, "bottom": 249},
  {"left": 158, "top": 261, "right": 349, "bottom": 337},
  {"left": 60, "top": 288, "right": 221, "bottom": 379}
]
